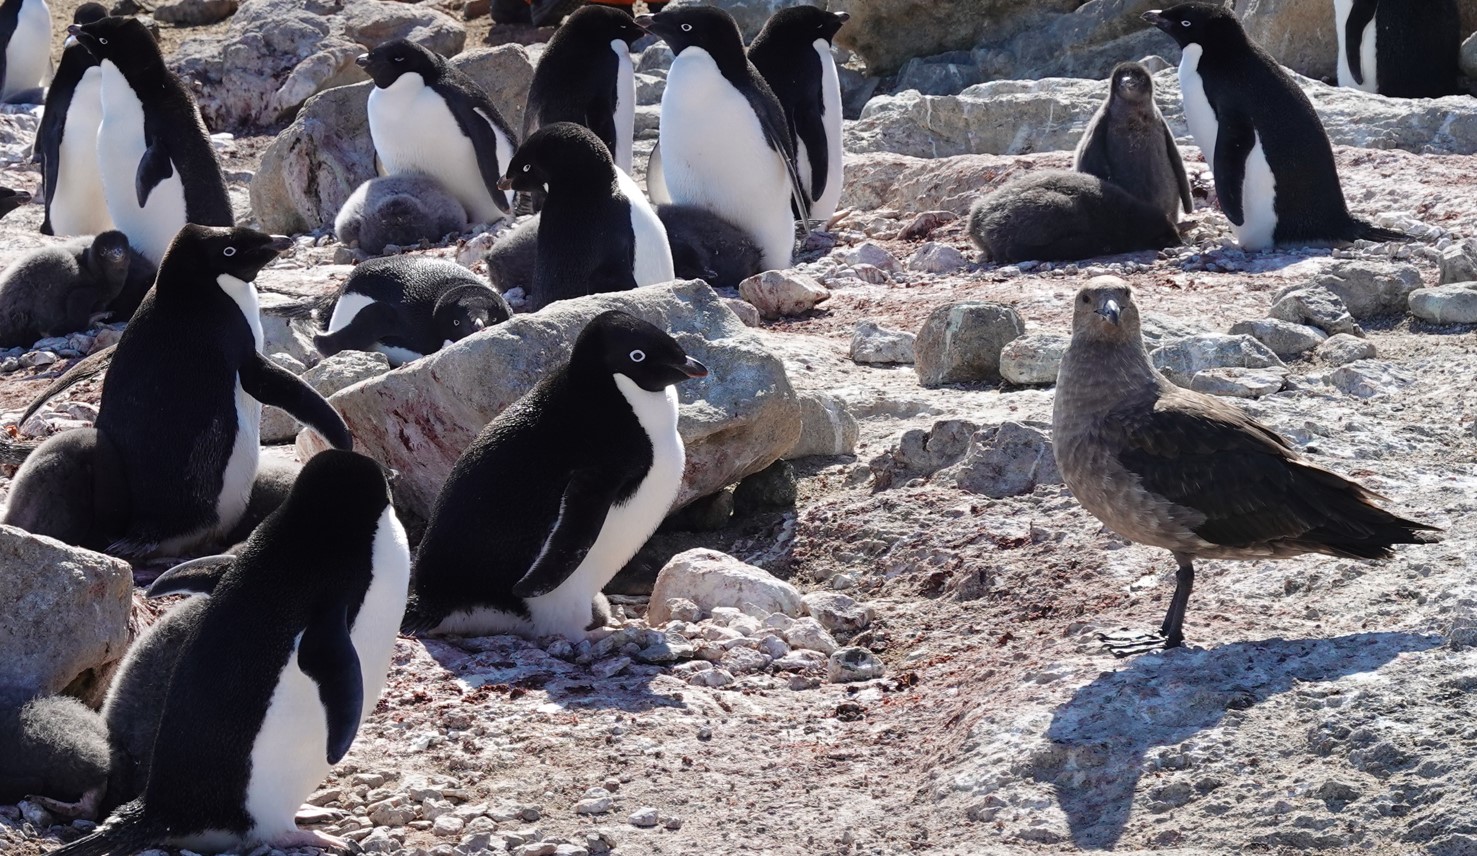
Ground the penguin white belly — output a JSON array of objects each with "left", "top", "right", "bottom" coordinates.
[
  {"left": 368, "top": 75, "right": 507, "bottom": 225},
  {"left": 50, "top": 68, "right": 114, "bottom": 237},
  {"left": 611, "top": 40, "right": 635, "bottom": 174},
  {"left": 614, "top": 167, "right": 675, "bottom": 286},
  {"left": 1234, "top": 136, "right": 1278, "bottom": 251},
  {"left": 661, "top": 48, "right": 795, "bottom": 271},
  {"left": 813, "top": 39, "right": 844, "bottom": 222},
  {"left": 645, "top": 143, "right": 670, "bottom": 204},
  {"left": 350, "top": 508, "right": 411, "bottom": 719},
  {"left": 215, "top": 273, "right": 264, "bottom": 537},
  {"left": 525, "top": 379, "right": 683, "bottom": 641},
  {"left": 245, "top": 641, "right": 332, "bottom": 842},
  {"left": 1178, "top": 45, "right": 1219, "bottom": 160},
  {"left": 97, "top": 62, "right": 188, "bottom": 265},
  {"left": 2, "top": 0, "right": 50, "bottom": 101},
  {"left": 1334, "top": 0, "right": 1379, "bottom": 92},
  {"left": 326, "top": 292, "right": 422, "bottom": 367}
]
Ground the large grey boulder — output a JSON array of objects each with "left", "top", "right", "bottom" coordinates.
[
  {"left": 0, "top": 527, "right": 133, "bottom": 703},
  {"left": 251, "top": 45, "right": 534, "bottom": 234},
  {"left": 914, "top": 302, "right": 1025, "bottom": 387},
  {"left": 262, "top": 351, "right": 392, "bottom": 443},
  {"left": 831, "top": 0, "right": 1077, "bottom": 76},
  {"left": 1150, "top": 334, "right": 1285, "bottom": 388},
  {"left": 1294, "top": 261, "right": 1425, "bottom": 320},
  {"left": 172, "top": 0, "right": 466, "bottom": 133},
  {"left": 842, "top": 151, "right": 1059, "bottom": 218},
  {"left": 298, "top": 281, "right": 803, "bottom": 521}
]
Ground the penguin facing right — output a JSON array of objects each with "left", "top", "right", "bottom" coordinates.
[
  {"left": 747, "top": 5, "right": 850, "bottom": 222},
  {"left": 51, "top": 450, "right": 409, "bottom": 856},
  {"left": 402, "top": 311, "right": 707, "bottom": 642},
  {"left": 37, "top": 2, "right": 113, "bottom": 237},
  {"left": 0, "top": 230, "right": 133, "bottom": 347},
  {"left": 1144, "top": 4, "right": 1406, "bottom": 250},
  {"left": 1335, "top": 0, "right": 1459, "bottom": 98},
  {"left": 0, "top": 0, "right": 51, "bottom": 104},
  {"left": 523, "top": 5, "right": 645, "bottom": 172},
  {"left": 70, "top": 16, "right": 233, "bottom": 266},
  {"left": 1074, "top": 61, "right": 1193, "bottom": 222}
]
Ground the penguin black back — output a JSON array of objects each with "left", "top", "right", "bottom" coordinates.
[
  {"left": 523, "top": 5, "right": 644, "bottom": 168},
  {"left": 1342, "top": 0, "right": 1459, "bottom": 98}
]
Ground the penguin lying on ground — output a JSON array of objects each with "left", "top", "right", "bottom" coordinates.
[
  {"left": 1075, "top": 61, "right": 1193, "bottom": 223},
  {"left": 0, "top": 695, "right": 110, "bottom": 820},
  {"left": 402, "top": 311, "right": 707, "bottom": 641},
  {"left": 502, "top": 123, "right": 674, "bottom": 311},
  {"left": 333, "top": 174, "right": 469, "bottom": 256},
  {"left": 361, "top": 39, "right": 518, "bottom": 226},
  {"left": 0, "top": 231, "right": 133, "bottom": 348},
  {"left": 37, "top": 2, "right": 113, "bottom": 237},
  {"left": 51, "top": 450, "right": 410, "bottom": 856},
  {"left": 968, "top": 170, "right": 1182, "bottom": 263},
  {"left": 1335, "top": 0, "right": 1459, "bottom": 98},
  {"left": 484, "top": 215, "right": 539, "bottom": 294},
  {"left": 0, "top": 0, "right": 52, "bottom": 104},
  {"left": 315, "top": 256, "right": 512, "bottom": 366}
]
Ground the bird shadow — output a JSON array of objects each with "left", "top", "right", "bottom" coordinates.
[
  {"left": 416, "top": 635, "right": 687, "bottom": 714},
  {"left": 1035, "top": 631, "right": 1442, "bottom": 849}
]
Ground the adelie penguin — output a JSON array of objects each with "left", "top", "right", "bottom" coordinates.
[
  {"left": 70, "top": 16, "right": 233, "bottom": 266},
  {"left": 645, "top": 6, "right": 809, "bottom": 272},
  {"left": 50, "top": 450, "right": 410, "bottom": 856},
  {"left": 1144, "top": 4, "right": 1406, "bottom": 250},
  {"left": 0, "top": 0, "right": 51, "bottom": 104},
  {"left": 1075, "top": 61, "right": 1193, "bottom": 223},
  {"left": 334, "top": 174, "right": 469, "bottom": 256},
  {"left": 502, "top": 122, "right": 675, "bottom": 311},
  {"left": 402, "top": 311, "right": 707, "bottom": 642},
  {"left": 37, "top": 3, "right": 112, "bottom": 237},
  {"left": 0, "top": 694, "right": 110, "bottom": 820},
  {"left": 1335, "top": 0, "right": 1459, "bottom": 99},
  {"left": 747, "top": 5, "right": 849, "bottom": 223},
  {"left": 2, "top": 226, "right": 353, "bottom": 557},
  {"left": 361, "top": 39, "right": 519, "bottom": 226},
  {"left": 968, "top": 170, "right": 1182, "bottom": 263},
  {"left": 523, "top": 5, "right": 645, "bottom": 172}
]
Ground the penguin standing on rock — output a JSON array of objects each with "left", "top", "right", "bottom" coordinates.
[
  {"left": 402, "top": 311, "right": 707, "bottom": 642},
  {"left": 1074, "top": 61, "right": 1193, "bottom": 223},
  {"left": 0, "top": 0, "right": 51, "bottom": 103},
  {"left": 70, "top": 16, "right": 233, "bottom": 266},
  {"left": 747, "top": 5, "right": 850, "bottom": 223},
  {"left": 50, "top": 450, "right": 410, "bottom": 856},
  {"left": 1144, "top": 4, "right": 1406, "bottom": 250},
  {"left": 37, "top": 2, "right": 112, "bottom": 237},
  {"left": 1335, "top": 0, "right": 1459, "bottom": 98},
  {"left": 361, "top": 39, "right": 519, "bottom": 226},
  {"left": 502, "top": 122, "right": 674, "bottom": 310}
]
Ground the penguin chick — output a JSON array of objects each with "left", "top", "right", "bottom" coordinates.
[
  {"left": 0, "top": 230, "right": 134, "bottom": 347},
  {"left": 334, "top": 174, "right": 469, "bottom": 256},
  {"left": 0, "top": 694, "right": 110, "bottom": 820},
  {"left": 967, "top": 170, "right": 1182, "bottom": 263}
]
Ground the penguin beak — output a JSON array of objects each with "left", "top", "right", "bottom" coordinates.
[
  {"left": 66, "top": 23, "right": 82, "bottom": 36},
  {"left": 634, "top": 14, "right": 654, "bottom": 31},
  {"left": 1097, "top": 299, "right": 1121, "bottom": 326},
  {"left": 496, "top": 176, "right": 514, "bottom": 191},
  {"left": 473, "top": 317, "right": 486, "bottom": 330},
  {"left": 354, "top": 53, "right": 369, "bottom": 68},
  {"left": 679, "top": 357, "right": 708, "bottom": 379},
  {"left": 835, "top": 11, "right": 850, "bottom": 23},
  {"left": 267, "top": 235, "right": 294, "bottom": 254}
]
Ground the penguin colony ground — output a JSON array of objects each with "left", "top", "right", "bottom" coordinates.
[{"left": 0, "top": 0, "right": 1466, "bottom": 852}]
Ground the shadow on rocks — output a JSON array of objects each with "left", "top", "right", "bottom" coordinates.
[{"left": 1035, "top": 631, "right": 1442, "bottom": 848}]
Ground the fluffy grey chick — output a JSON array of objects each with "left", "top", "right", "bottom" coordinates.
[
  {"left": 967, "top": 170, "right": 1180, "bottom": 264},
  {"left": 0, "top": 694, "right": 110, "bottom": 819},
  {"left": 335, "top": 174, "right": 469, "bottom": 255},
  {"left": 1074, "top": 61, "right": 1193, "bottom": 221},
  {"left": 0, "top": 230, "right": 133, "bottom": 347}
]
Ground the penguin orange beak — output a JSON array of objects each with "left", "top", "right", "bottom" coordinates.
[
  {"left": 679, "top": 357, "right": 708, "bottom": 379},
  {"left": 496, "top": 176, "right": 514, "bottom": 191}
]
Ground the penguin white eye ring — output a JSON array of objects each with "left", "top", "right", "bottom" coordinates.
[
  {"left": 629, "top": 349, "right": 646, "bottom": 362},
  {"left": 99, "top": 37, "right": 109, "bottom": 44},
  {"left": 223, "top": 246, "right": 236, "bottom": 257},
  {"left": 1181, "top": 20, "right": 1190, "bottom": 27},
  {"left": 681, "top": 23, "right": 692, "bottom": 31},
  {"left": 522, "top": 164, "right": 530, "bottom": 172}
]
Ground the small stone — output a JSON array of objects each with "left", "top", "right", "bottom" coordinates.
[
  {"left": 1268, "top": 287, "right": 1363, "bottom": 337},
  {"left": 829, "top": 573, "right": 857, "bottom": 590},
  {"left": 1227, "top": 318, "right": 1326, "bottom": 358},
  {"left": 1409, "top": 282, "right": 1477, "bottom": 324},
  {"left": 720, "top": 646, "right": 773, "bottom": 674},
  {"left": 663, "top": 816, "right": 683, "bottom": 830},
  {"left": 18, "top": 801, "right": 53, "bottom": 829},
  {"left": 721, "top": 297, "right": 761, "bottom": 328},
  {"left": 647, "top": 549, "right": 803, "bottom": 624},
  {"left": 842, "top": 241, "right": 901, "bottom": 272},
  {"left": 802, "top": 592, "right": 873, "bottom": 636},
  {"left": 516, "top": 844, "right": 558, "bottom": 856},
  {"left": 849, "top": 320, "right": 917, "bottom": 365},
  {"left": 827, "top": 647, "right": 885, "bottom": 683},
  {"left": 432, "top": 815, "right": 464, "bottom": 837},
  {"left": 1316, "top": 333, "right": 1376, "bottom": 366},
  {"left": 1188, "top": 367, "right": 1286, "bottom": 398},
  {"left": 1439, "top": 240, "right": 1477, "bottom": 284},
  {"left": 941, "top": 421, "right": 1062, "bottom": 498},
  {"left": 732, "top": 460, "right": 797, "bottom": 514},
  {"left": 686, "top": 668, "right": 735, "bottom": 688},
  {"left": 1301, "top": 261, "right": 1424, "bottom": 318},
  {"left": 575, "top": 790, "right": 613, "bottom": 815},
  {"left": 914, "top": 301, "right": 1026, "bottom": 387},
  {"left": 906, "top": 241, "right": 969, "bottom": 274},
  {"left": 628, "top": 807, "right": 659, "bottom": 828},
  {"left": 785, "top": 618, "right": 838, "bottom": 655},
  {"left": 757, "top": 634, "right": 790, "bottom": 659},
  {"left": 998, "top": 332, "right": 1067, "bottom": 385},
  {"left": 663, "top": 598, "right": 702, "bottom": 623},
  {"left": 591, "top": 657, "right": 631, "bottom": 679},
  {"left": 1326, "top": 360, "right": 1409, "bottom": 398},
  {"left": 738, "top": 270, "right": 830, "bottom": 319},
  {"left": 359, "top": 828, "right": 396, "bottom": 853}
]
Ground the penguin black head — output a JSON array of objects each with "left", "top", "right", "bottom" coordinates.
[
  {"left": 357, "top": 38, "right": 443, "bottom": 89},
  {"left": 1109, "top": 61, "right": 1154, "bottom": 103},
  {"left": 572, "top": 310, "right": 708, "bottom": 392},
  {"left": 0, "top": 187, "right": 30, "bottom": 220},
  {"left": 73, "top": 2, "right": 108, "bottom": 25},
  {"left": 500, "top": 122, "right": 613, "bottom": 193},
  {"left": 89, "top": 230, "right": 134, "bottom": 284},
  {"left": 432, "top": 283, "right": 512, "bottom": 343},
  {"left": 159, "top": 225, "right": 294, "bottom": 285},
  {"left": 251, "top": 451, "right": 392, "bottom": 563},
  {"left": 1142, "top": 3, "right": 1244, "bottom": 50},
  {"left": 641, "top": 7, "right": 745, "bottom": 66},
  {"left": 753, "top": 6, "right": 850, "bottom": 46},
  {"left": 556, "top": 5, "right": 647, "bottom": 47},
  {"left": 68, "top": 16, "right": 161, "bottom": 68}
]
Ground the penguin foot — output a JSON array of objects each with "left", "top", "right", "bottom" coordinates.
[
  {"left": 295, "top": 806, "right": 348, "bottom": 825},
  {"left": 26, "top": 787, "right": 102, "bottom": 820},
  {"left": 1097, "top": 629, "right": 1183, "bottom": 658},
  {"left": 269, "top": 828, "right": 351, "bottom": 851}
]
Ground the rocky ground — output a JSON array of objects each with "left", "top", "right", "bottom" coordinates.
[{"left": 3, "top": 4, "right": 1477, "bottom": 856}]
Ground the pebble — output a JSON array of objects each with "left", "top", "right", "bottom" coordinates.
[
  {"left": 785, "top": 618, "right": 839, "bottom": 655},
  {"left": 1316, "top": 333, "right": 1376, "bottom": 366},
  {"left": 914, "top": 301, "right": 1025, "bottom": 387},
  {"left": 1188, "top": 367, "right": 1286, "bottom": 398},
  {"left": 906, "top": 241, "right": 969, "bottom": 274},
  {"left": 1409, "top": 282, "right": 1477, "bottom": 324},
  {"left": 687, "top": 667, "right": 736, "bottom": 688},
  {"left": 628, "top": 807, "right": 660, "bottom": 828},
  {"left": 738, "top": 270, "right": 830, "bottom": 319},
  {"left": 574, "top": 789, "right": 613, "bottom": 815},
  {"left": 1227, "top": 318, "right": 1326, "bottom": 359},
  {"left": 828, "top": 647, "right": 885, "bottom": 683},
  {"left": 591, "top": 656, "right": 631, "bottom": 679},
  {"left": 998, "top": 332, "right": 1068, "bottom": 385},
  {"left": 840, "top": 241, "right": 902, "bottom": 272},
  {"left": 432, "top": 815, "right": 464, "bottom": 837},
  {"left": 803, "top": 592, "right": 873, "bottom": 635},
  {"left": 1268, "top": 287, "right": 1363, "bottom": 337},
  {"left": 849, "top": 320, "right": 917, "bottom": 365}
]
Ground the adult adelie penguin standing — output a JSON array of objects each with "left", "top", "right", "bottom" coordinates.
[
  {"left": 644, "top": 6, "right": 808, "bottom": 272},
  {"left": 1335, "top": 0, "right": 1459, "bottom": 98},
  {"left": 523, "top": 5, "right": 645, "bottom": 172},
  {"left": 36, "top": 3, "right": 112, "bottom": 237},
  {"left": 1144, "top": 4, "right": 1405, "bottom": 250},
  {"left": 360, "top": 39, "right": 519, "bottom": 226},
  {"left": 501, "top": 123, "right": 674, "bottom": 310},
  {"left": 70, "top": 16, "right": 233, "bottom": 266},
  {"left": 0, "top": 0, "right": 51, "bottom": 104},
  {"left": 1074, "top": 61, "right": 1192, "bottom": 223},
  {"left": 51, "top": 450, "right": 409, "bottom": 856},
  {"left": 747, "top": 5, "right": 849, "bottom": 223},
  {"left": 402, "top": 311, "right": 707, "bottom": 642}
]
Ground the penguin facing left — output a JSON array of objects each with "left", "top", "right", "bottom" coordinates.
[
  {"left": 747, "top": 5, "right": 849, "bottom": 222},
  {"left": 70, "top": 16, "right": 233, "bottom": 266},
  {"left": 37, "top": 2, "right": 112, "bottom": 237},
  {"left": 50, "top": 449, "right": 410, "bottom": 856},
  {"left": 503, "top": 122, "right": 675, "bottom": 310},
  {"left": 360, "top": 39, "right": 519, "bottom": 226},
  {"left": 0, "top": 186, "right": 29, "bottom": 219},
  {"left": 1074, "top": 61, "right": 1193, "bottom": 223},
  {"left": 0, "top": 0, "right": 51, "bottom": 104},
  {"left": 402, "top": 311, "right": 707, "bottom": 642},
  {"left": 1335, "top": 0, "right": 1459, "bottom": 98}
]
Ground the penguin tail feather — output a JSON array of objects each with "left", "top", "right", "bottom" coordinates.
[
  {"left": 399, "top": 595, "right": 440, "bottom": 635},
  {"left": 1354, "top": 220, "right": 1412, "bottom": 244},
  {"left": 49, "top": 800, "right": 161, "bottom": 856}
]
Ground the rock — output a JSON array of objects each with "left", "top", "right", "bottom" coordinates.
[
  {"left": 252, "top": 45, "right": 534, "bottom": 234},
  {"left": 894, "top": 54, "right": 983, "bottom": 96},
  {"left": 1298, "top": 261, "right": 1425, "bottom": 320},
  {"left": 628, "top": 807, "right": 660, "bottom": 828},
  {"left": 941, "top": 421, "right": 1062, "bottom": 498},
  {"left": 839, "top": 241, "right": 902, "bottom": 273},
  {"left": 732, "top": 460, "right": 797, "bottom": 514},
  {"left": 1233, "top": 0, "right": 1335, "bottom": 80},
  {"left": 637, "top": 44, "right": 673, "bottom": 73},
  {"left": 647, "top": 549, "right": 803, "bottom": 624},
  {"left": 785, "top": 393, "right": 860, "bottom": 459},
  {"left": 666, "top": 0, "right": 821, "bottom": 41},
  {"left": 662, "top": 490, "right": 734, "bottom": 532},
  {"left": 722, "top": 298, "right": 761, "bottom": 328},
  {"left": 914, "top": 302, "right": 1025, "bottom": 387},
  {"left": 849, "top": 321, "right": 916, "bottom": 365},
  {"left": 300, "top": 282, "right": 802, "bottom": 522},
  {"left": 1188, "top": 367, "right": 1286, "bottom": 399},
  {"left": 784, "top": 618, "right": 838, "bottom": 655},
  {"left": 0, "top": 527, "right": 133, "bottom": 704},
  {"left": 153, "top": 0, "right": 237, "bottom": 26},
  {"left": 832, "top": 0, "right": 1077, "bottom": 75},
  {"left": 1439, "top": 240, "right": 1477, "bottom": 285},
  {"left": 1409, "top": 283, "right": 1477, "bottom": 324},
  {"left": 1326, "top": 360, "right": 1410, "bottom": 398},
  {"left": 802, "top": 592, "right": 873, "bottom": 636},
  {"left": 661, "top": 599, "right": 702, "bottom": 624},
  {"left": 907, "top": 241, "right": 970, "bottom": 273},
  {"left": 1150, "top": 334, "right": 1286, "bottom": 388},
  {"left": 259, "top": 293, "right": 324, "bottom": 369},
  {"left": 575, "top": 789, "right": 612, "bottom": 815},
  {"left": 1316, "top": 333, "right": 1376, "bottom": 366},
  {"left": 263, "top": 351, "right": 391, "bottom": 444},
  {"left": 1464, "top": 30, "right": 1477, "bottom": 80},
  {"left": 827, "top": 646, "right": 884, "bottom": 683},
  {"left": 1227, "top": 319, "right": 1326, "bottom": 359},
  {"left": 738, "top": 271, "right": 830, "bottom": 319},
  {"left": 998, "top": 332, "right": 1067, "bottom": 385}
]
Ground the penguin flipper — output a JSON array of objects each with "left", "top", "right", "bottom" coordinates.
[
  {"left": 792, "top": 88, "right": 829, "bottom": 206},
  {"left": 1163, "top": 121, "right": 1193, "bottom": 216},
  {"left": 135, "top": 142, "right": 175, "bottom": 209},
  {"left": 298, "top": 603, "right": 363, "bottom": 765},
  {"left": 1074, "top": 112, "right": 1112, "bottom": 181},
  {"left": 1344, "top": 0, "right": 1378, "bottom": 86},
  {"left": 146, "top": 555, "right": 234, "bottom": 598},
  {"left": 441, "top": 88, "right": 515, "bottom": 215},
  {"left": 510, "top": 469, "right": 622, "bottom": 599},
  {"left": 586, "top": 100, "right": 618, "bottom": 161},
  {"left": 745, "top": 71, "right": 811, "bottom": 224},
  {"left": 1212, "top": 113, "right": 1256, "bottom": 228},
  {"left": 312, "top": 301, "right": 401, "bottom": 358},
  {"left": 239, "top": 352, "right": 353, "bottom": 450},
  {"left": 646, "top": 143, "right": 670, "bottom": 205}
]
